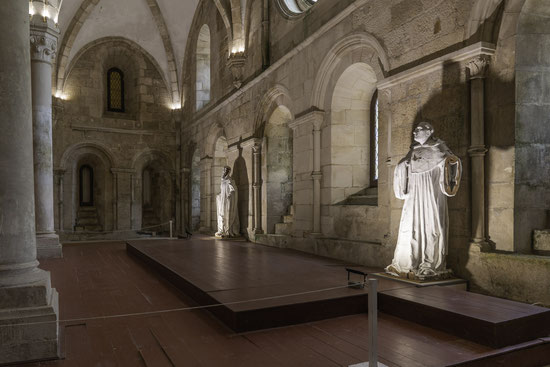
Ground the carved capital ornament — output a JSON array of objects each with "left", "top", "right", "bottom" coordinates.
[
  {"left": 467, "top": 56, "right": 490, "bottom": 79},
  {"left": 30, "top": 29, "right": 58, "bottom": 63}
]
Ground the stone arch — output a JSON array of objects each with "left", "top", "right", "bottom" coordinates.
[
  {"left": 59, "top": 141, "right": 116, "bottom": 170},
  {"left": 514, "top": 0, "right": 550, "bottom": 253},
  {"left": 204, "top": 122, "right": 227, "bottom": 158},
  {"left": 58, "top": 143, "right": 115, "bottom": 233},
  {"left": 62, "top": 37, "right": 170, "bottom": 103},
  {"left": 55, "top": 0, "right": 179, "bottom": 104},
  {"left": 464, "top": 0, "right": 504, "bottom": 44},
  {"left": 211, "top": 136, "right": 229, "bottom": 230},
  {"left": 261, "top": 105, "right": 294, "bottom": 234},
  {"left": 212, "top": 0, "right": 234, "bottom": 54},
  {"left": 196, "top": 24, "right": 212, "bottom": 111},
  {"left": 311, "top": 32, "right": 389, "bottom": 111},
  {"left": 254, "top": 84, "right": 294, "bottom": 137},
  {"left": 131, "top": 149, "right": 175, "bottom": 231},
  {"left": 233, "top": 150, "right": 249, "bottom": 236},
  {"left": 324, "top": 62, "right": 378, "bottom": 205}
]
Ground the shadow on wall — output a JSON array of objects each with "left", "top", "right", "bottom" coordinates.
[
  {"left": 407, "top": 60, "right": 514, "bottom": 286},
  {"left": 233, "top": 150, "right": 249, "bottom": 238}
]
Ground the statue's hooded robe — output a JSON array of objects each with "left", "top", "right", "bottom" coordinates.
[
  {"left": 216, "top": 173, "right": 240, "bottom": 237},
  {"left": 386, "top": 137, "right": 461, "bottom": 277}
]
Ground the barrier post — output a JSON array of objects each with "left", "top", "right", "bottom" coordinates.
[
  {"left": 349, "top": 278, "right": 387, "bottom": 367},
  {"left": 169, "top": 220, "right": 173, "bottom": 239}
]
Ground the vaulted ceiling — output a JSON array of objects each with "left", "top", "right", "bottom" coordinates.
[{"left": 55, "top": 0, "right": 201, "bottom": 107}]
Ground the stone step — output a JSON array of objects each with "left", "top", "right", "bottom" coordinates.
[
  {"left": 76, "top": 217, "right": 100, "bottom": 225},
  {"left": 74, "top": 225, "right": 102, "bottom": 232},
  {"left": 283, "top": 215, "right": 294, "bottom": 224},
  {"left": 77, "top": 210, "right": 98, "bottom": 218},
  {"left": 275, "top": 222, "right": 292, "bottom": 236},
  {"left": 78, "top": 206, "right": 97, "bottom": 212},
  {"left": 342, "top": 196, "right": 378, "bottom": 206}
]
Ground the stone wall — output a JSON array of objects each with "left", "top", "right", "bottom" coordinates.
[
  {"left": 53, "top": 38, "right": 177, "bottom": 239},
  {"left": 178, "top": 0, "right": 550, "bottom": 305}
]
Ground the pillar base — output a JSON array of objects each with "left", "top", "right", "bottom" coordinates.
[
  {"left": 0, "top": 271, "right": 59, "bottom": 365},
  {"left": 468, "top": 240, "right": 492, "bottom": 253},
  {"left": 36, "top": 233, "right": 62, "bottom": 259}
]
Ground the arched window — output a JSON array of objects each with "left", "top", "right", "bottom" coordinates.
[
  {"left": 79, "top": 165, "right": 94, "bottom": 206},
  {"left": 277, "top": 0, "right": 317, "bottom": 17},
  {"left": 196, "top": 25, "right": 211, "bottom": 111},
  {"left": 370, "top": 90, "right": 379, "bottom": 186},
  {"left": 107, "top": 68, "right": 124, "bottom": 112}
]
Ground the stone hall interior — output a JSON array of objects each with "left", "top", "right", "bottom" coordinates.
[{"left": 1, "top": 0, "right": 550, "bottom": 366}]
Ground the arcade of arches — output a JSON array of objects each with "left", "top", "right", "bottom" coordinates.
[{"left": 1, "top": 0, "right": 550, "bottom": 364}]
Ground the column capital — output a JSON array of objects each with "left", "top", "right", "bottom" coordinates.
[
  {"left": 29, "top": 20, "right": 59, "bottom": 64},
  {"left": 290, "top": 108, "right": 325, "bottom": 131},
  {"left": 467, "top": 56, "right": 490, "bottom": 80}
]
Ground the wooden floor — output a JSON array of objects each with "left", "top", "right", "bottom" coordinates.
[
  {"left": 126, "top": 237, "right": 410, "bottom": 332},
  {"left": 16, "top": 239, "right": 550, "bottom": 367}
]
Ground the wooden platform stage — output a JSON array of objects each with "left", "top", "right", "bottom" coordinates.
[{"left": 126, "top": 236, "right": 550, "bottom": 349}]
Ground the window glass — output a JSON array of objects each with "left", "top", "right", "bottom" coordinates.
[{"left": 107, "top": 68, "right": 124, "bottom": 112}]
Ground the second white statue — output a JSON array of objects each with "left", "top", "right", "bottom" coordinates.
[
  {"left": 215, "top": 166, "right": 240, "bottom": 238},
  {"left": 386, "top": 122, "right": 462, "bottom": 280}
]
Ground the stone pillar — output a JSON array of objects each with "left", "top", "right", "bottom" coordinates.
[
  {"left": 199, "top": 157, "right": 213, "bottom": 233},
  {"left": 0, "top": 1, "right": 59, "bottom": 363},
  {"left": 312, "top": 118, "right": 323, "bottom": 235},
  {"left": 181, "top": 167, "right": 191, "bottom": 232},
  {"left": 111, "top": 168, "right": 134, "bottom": 231},
  {"left": 289, "top": 109, "right": 325, "bottom": 236},
  {"left": 467, "top": 56, "right": 490, "bottom": 250},
  {"left": 30, "top": 17, "right": 61, "bottom": 258},
  {"left": 251, "top": 139, "right": 263, "bottom": 234},
  {"left": 54, "top": 169, "right": 65, "bottom": 232},
  {"left": 261, "top": 0, "right": 270, "bottom": 70}
]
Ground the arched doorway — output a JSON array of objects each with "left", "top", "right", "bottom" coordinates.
[
  {"left": 262, "top": 106, "right": 293, "bottom": 234},
  {"left": 324, "top": 62, "right": 378, "bottom": 205},
  {"left": 211, "top": 136, "right": 228, "bottom": 230}
]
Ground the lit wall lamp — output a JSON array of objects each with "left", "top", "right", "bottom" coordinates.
[
  {"left": 228, "top": 39, "right": 246, "bottom": 89},
  {"left": 29, "top": 0, "right": 61, "bottom": 26}
]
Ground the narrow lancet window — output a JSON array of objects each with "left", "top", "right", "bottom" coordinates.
[{"left": 107, "top": 68, "right": 124, "bottom": 112}]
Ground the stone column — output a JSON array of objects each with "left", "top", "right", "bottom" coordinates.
[
  {"left": 467, "top": 56, "right": 490, "bottom": 249},
  {"left": 54, "top": 169, "right": 65, "bottom": 232},
  {"left": 289, "top": 109, "right": 325, "bottom": 236},
  {"left": 181, "top": 167, "right": 191, "bottom": 232},
  {"left": 199, "top": 157, "right": 213, "bottom": 233},
  {"left": 30, "top": 17, "right": 61, "bottom": 258},
  {"left": 250, "top": 139, "right": 263, "bottom": 235},
  {"left": 312, "top": 118, "right": 323, "bottom": 235},
  {"left": 111, "top": 168, "right": 134, "bottom": 232},
  {"left": 0, "top": 1, "right": 59, "bottom": 363}
]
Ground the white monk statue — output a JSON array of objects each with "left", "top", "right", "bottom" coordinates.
[
  {"left": 215, "top": 166, "right": 240, "bottom": 238},
  {"left": 386, "top": 122, "right": 462, "bottom": 279}
]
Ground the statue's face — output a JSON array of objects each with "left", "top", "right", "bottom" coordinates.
[
  {"left": 413, "top": 124, "right": 433, "bottom": 145},
  {"left": 223, "top": 167, "right": 230, "bottom": 176}
]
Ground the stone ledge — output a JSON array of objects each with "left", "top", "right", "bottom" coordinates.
[{"left": 534, "top": 230, "right": 550, "bottom": 252}]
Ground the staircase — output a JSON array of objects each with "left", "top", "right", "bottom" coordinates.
[
  {"left": 274, "top": 205, "right": 294, "bottom": 235},
  {"left": 338, "top": 186, "right": 378, "bottom": 206},
  {"left": 142, "top": 206, "right": 161, "bottom": 230},
  {"left": 75, "top": 206, "right": 102, "bottom": 232}
]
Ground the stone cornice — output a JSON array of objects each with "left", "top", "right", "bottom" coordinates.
[
  {"left": 377, "top": 42, "right": 495, "bottom": 90},
  {"left": 289, "top": 109, "right": 325, "bottom": 130},
  {"left": 71, "top": 125, "right": 175, "bottom": 137},
  {"left": 111, "top": 168, "right": 136, "bottom": 174}
]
